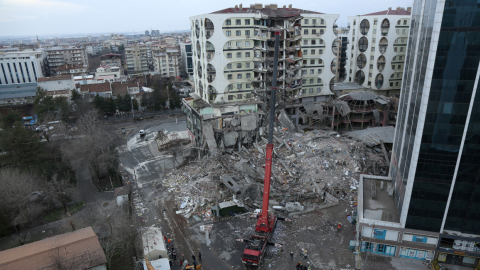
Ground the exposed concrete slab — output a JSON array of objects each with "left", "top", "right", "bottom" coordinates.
[
  {"left": 241, "top": 114, "right": 257, "bottom": 131},
  {"left": 223, "top": 131, "right": 238, "bottom": 147}
]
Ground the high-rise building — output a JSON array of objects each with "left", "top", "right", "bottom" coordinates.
[
  {"left": 345, "top": 7, "right": 411, "bottom": 96},
  {"left": 46, "top": 47, "right": 88, "bottom": 72},
  {"left": 145, "top": 30, "right": 150, "bottom": 36},
  {"left": 356, "top": 0, "right": 480, "bottom": 267},
  {"left": 153, "top": 49, "right": 181, "bottom": 77},
  {"left": 125, "top": 44, "right": 149, "bottom": 74},
  {"left": 180, "top": 41, "right": 193, "bottom": 78}
]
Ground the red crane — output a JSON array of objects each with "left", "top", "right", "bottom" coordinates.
[{"left": 236, "top": 31, "right": 287, "bottom": 268}]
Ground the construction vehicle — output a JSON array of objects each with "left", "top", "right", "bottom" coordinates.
[{"left": 236, "top": 31, "right": 288, "bottom": 268}]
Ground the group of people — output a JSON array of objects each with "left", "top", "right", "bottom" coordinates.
[
  {"left": 163, "top": 235, "right": 202, "bottom": 269},
  {"left": 295, "top": 262, "right": 311, "bottom": 270}
]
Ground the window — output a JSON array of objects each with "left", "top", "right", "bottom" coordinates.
[
  {"left": 400, "top": 47, "right": 404, "bottom": 52},
  {"left": 390, "top": 82, "right": 393, "bottom": 87},
  {"left": 236, "top": 19, "right": 241, "bottom": 25},
  {"left": 309, "top": 79, "right": 314, "bottom": 83},
  {"left": 317, "top": 78, "right": 321, "bottom": 83},
  {"left": 394, "top": 47, "right": 398, "bottom": 52},
  {"left": 396, "top": 73, "right": 400, "bottom": 78},
  {"left": 310, "top": 69, "right": 314, "bottom": 74},
  {"left": 246, "top": 93, "right": 251, "bottom": 98},
  {"left": 321, "top": 19, "right": 324, "bottom": 24},
  {"left": 399, "top": 56, "right": 403, "bottom": 60},
  {"left": 228, "top": 74, "right": 233, "bottom": 79},
  {"left": 237, "top": 94, "right": 242, "bottom": 99},
  {"left": 320, "top": 39, "right": 323, "bottom": 44},
  {"left": 227, "top": 63, "right": 232, "bottom": 69},
  {"left": 317, "top": 87, "right": 321, "bottom": 93},
  {"left": 319, "top": 49, "right": 323, "bottom": 54},
  {"left": 371, "top": 56, "right": 374, "bottom": 60},
  {"left": 305, "top": 19, "right": 309, "bottom": 24},
  {"left": 309, "top": 88, "right": 313, "bottom": 93},
  {"left": 226, "top": 31, "right": 231, "bottom": 36},
  {"left": 318, "top": 69, "right": 322, "bottom": 74},
  {"left": 392, "top": 65, "right": 395, "bottom": 69},
  {"left": 237, "top": 84, "right": 242, "bottom": 89},
  {"left": 311, "top": 40, "right": 316, "bottom": 45},
  {"left": 246, "top": 73, "right": 251, "bottom": 78},
  {"left": 371, "top": 47, "right": 375, "bottom": 51},
  {"left": 302, "top": 89, "right": 306, "bottom": 94},
  {"left": 226, "top": 41, "right": 232, "bottom": 47},
  {"left": 393, "top": 56, "right": 397, "bottom": 61},
  {"left": 304, "top": 40, "right": 308, "bottom": 45},
  {"left": 403, "top": 20, "right": 407, "bottom": 25},
  {"left": 228, "top": 85, "right": 233, "bottom": 90},
  {"left": 370, "top": 65, "right": 373, "bottom": 69},
  {"left": 319, "top": 59, "right": 323, "bottom": 64},
  {"left": 237, "top": 63, "right": 242, "bottom": 68},
  {"left": 236, "top": 41, "right": 242, "bottom": 47},
  {"left": 245, "top": 19, "right": 250, "bottom": 25},
  {"left": 236, "top": 30, "right": 241, "bottom": 36},
  {"left": 402, "top": 29, "right": 406, "bottom": 34},
  {"left": 396, "top": 82, "right": 399, "bottom": 86},
  {"left": 312, "top": 29, "right": 317, "bottom": 34},
  {"left": 353, "top": 20, "right": 356, "bottom": 25},
  {"left": 311, "top": 49, "right": 315, "bottom": 54},
  {"left": 227, "top": 53, "right": 232, "bottom": 58},
  {"left": 246, "top": 84, "right": 251, "bottom": 89},
  {"left": 228, "top": 95, "right": 233, "bottom": 100},
  {"left": 245, "top": 52, "right": 251, "bottom": 57},
  {"left": 237, "top": 74, "right": 242, "bottom": 79},
  {"left": 373, "top": 29, "right": 377, "bottom": 34},
  {"left": 368, "top": 81, "right": 371, "bottom": 86},
  {"left": 303, "top": 60, "right": 307, "bottom": 65},
  {"left": 303, "top": 50, "right": 308, "bottom": 55},
  {"left": 302, "top": 79, "right": 306, "bottom": 84},
  {"left": 372, "top": 38, "right": 376, "bottom": 43},
  {"left": 352, "top": 37, "right": 355, "bottom": 41},
  {"left": 310, "top": 60, "right": 315, "bottom": 64},
  {"left": 245, "top": 30, "right": 251, "bottom": 36},
  {"left": 246, "top": 62, "right": 250, "bottom": 68},
  {"left": 302, "top": 69, "right": 307, "bottom": 75},
  {"left": 245, "top": 41, "right": 250, "bottom": 46},
  {"left": 312, "top": 19, "right": 317, "bottom": 24},
  {"left": 304, "top": 29, "right": 308, "bottom": 35},
  {"left": 226, "top": 19, "right": 231, "bottom": 25},
  {"left": 398, "top": 65, "right": 401, "bottom": 69},
  {"left": 236, "top": 52, "right": 242, "bottom": 58},
  {"left": 320, "top": 29, "right": 324, "bottom": 34}
]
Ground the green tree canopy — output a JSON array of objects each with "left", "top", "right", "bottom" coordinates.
[{"left": 1, "top": 111, "right": 21, "bottom": 128}]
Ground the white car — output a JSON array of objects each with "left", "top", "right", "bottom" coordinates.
[{"left": 139, "top": 130, "right": 146, "bottom": 137}]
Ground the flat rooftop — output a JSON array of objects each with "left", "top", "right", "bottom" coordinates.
[{"left": 362, "top": 176, "right": 400, "bottom": 223}]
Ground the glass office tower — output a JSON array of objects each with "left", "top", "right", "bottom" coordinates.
[{"left": 390, "top": 0, "right": 480, "bottom": 234}]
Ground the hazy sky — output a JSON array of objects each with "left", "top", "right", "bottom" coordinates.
[{"left": 0, "top": 0, "right": 414, "bottom": 37}]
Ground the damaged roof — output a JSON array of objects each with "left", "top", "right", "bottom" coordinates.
[
  {"left": 211, "top": 7, "right": 322, "bottom": 17},
  {"left": 344, "top": 126, "right": 395, "bottom": 146}
]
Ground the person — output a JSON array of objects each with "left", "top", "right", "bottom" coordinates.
[
  {"left": 182, "top": 253, "right": 185, "bottom": 261},
  {"left": 198, "top": 251, "right": 202, "bottom": 261},
  {"left": 169, "top": 259, "right": 172, "bottom": 267},
  {"left": 179, "top": 259, "right": 183, "bottom": 267},
  {"left": 172, "top": 250, "right": 177, "bottom": 260},
  {"left": 296, "top": 262, "right": 301, "bottom": 270},
  {"left": 192, "top": 254, "right": 196, "bottom": 261},
  {"left": 290, "top": 251, "right": 294, "bottom": 259},
  {"left": 168, "top": 239, "right": 172, "bottom": 244},
  {"left": 193, "top": 259, "right": 197, "bottom": 269}
]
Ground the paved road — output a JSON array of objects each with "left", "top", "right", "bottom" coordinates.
[{"left": 76, "top": 160, "right": 112, "bottom": 205}]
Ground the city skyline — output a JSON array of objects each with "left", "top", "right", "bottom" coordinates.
[{"left": 0, "top": 0, "right": 413, "bottom": 37}]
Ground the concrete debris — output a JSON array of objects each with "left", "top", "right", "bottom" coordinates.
[
  {"left": 162, "top": 126, "right": 388, "bottom": 221},
  {"left": 278, "top": 109, "right": 296, "bottom": 131}
]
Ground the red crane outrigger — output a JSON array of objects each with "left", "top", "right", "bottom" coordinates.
[{"left": 237, "top": 31, "right": 286, "bottom": 268}]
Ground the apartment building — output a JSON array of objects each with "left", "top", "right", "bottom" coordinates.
[
  {"left": 100, "top": 54, "right": 122, "bottom": 67},
  {"left": 153, "top": 49, "right": 181, "bottom": 77},
  {"left": 46, "top": 47, "right": 88, "bottom": 72},
  {"left": 345, "top": 7, "right": 411, "bottom": 96},
  {"left": 125, "top": 44, "right": 149, "bottom": 74},
  {"left": 357, "top": 1, "right": 480, "bottom": 268},
  {"left": 0, "top": 49, "right": 47, "bottom": 101},
  {"left": 180, "top": 41, "right": 193, "bottom": 78},
  {"left": 86, "top": 45, "right": 103, "bottom": 55}
]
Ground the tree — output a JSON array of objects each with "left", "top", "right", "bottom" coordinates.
[
  {"left": 0, "top": 169, "right": 48, "bottom": 232},
  {"left": 0, "top": 123, "right": 42, "bottom": 166},
  {"left": 1, "top": 111, "right": 21, "bottom": 128},
  {"left": 71, "top": 90, "right": 81, "bottom": 101},
  {"left": 105, "top": 97, "right": 116, "bottom": 115},
  {"left": 55, "top": 96, "right": 70, "bottom": 123},
  {"left": 132, "top": 99, "right": 138, "bottom": 111},
  {"left": 34, "top": 88, "right": 56, "bottom": 119},
  {"left": 93, "top": 94, "right": 105, "bottom": 112}
]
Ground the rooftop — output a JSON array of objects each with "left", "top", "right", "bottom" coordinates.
[
  {"left": 211, "top": 5, "right": 322, "bottom": 16},
  {"left": 332, "top": 82, "right": 364, "bottom": 91},
  {"left": 344, "top": 126, "right": 395, "bottom": 147},
  {"left": 0, "top": 227, "right": 106, "bottom": 270},
  {"left": 55, "top": 64, "right": 87, "bottom": 71},
  {"left": 80, "top": 82, "right": 111, "bottom": 93},
  {"left": 363, "top": 8, "right": 411, "bottom": 16},
  {"left": 37, "top": 75, "right": 72, "bottom": 82}
]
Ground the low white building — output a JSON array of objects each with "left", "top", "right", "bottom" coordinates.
[
  {"left": 95, "top": 66, "right": 122, "bottom": 79},
  {"left": 142, "top": 227, "right": 167, "bottom": 261},
  {"left": 37, "top": 75, "right": 74, "bottom": 92}
]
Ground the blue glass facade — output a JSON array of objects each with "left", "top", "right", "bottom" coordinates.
[{"left": 391, "top": 0, "right": 480, "bottom": 234}]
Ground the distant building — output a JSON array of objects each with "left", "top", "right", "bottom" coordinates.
[
  {"left": 145, "top": 30, "right": 150, "bottom": 36},
  {"left": 180, "top": 41, "right": 193, "bottom": 78},
  {"left": 0, "top": 227, "right": 107, "bottom": 270},
  {"left": 153, "top": 49, "right": 181, "bottom": 77},
  {"left": 55, "top": 64, "right": 88, "bottom": 76},
  {"left": 162, "top": 37, "right": 176, "bottom": 46},
  {"left": 95, "top": 66, "right": 122, "bottom": 79},
  {"left": 86, "top": 45, "right": 103, "bottom": 55},
  {"left": 46, "top": 47, "right": 88, "bottom": 72},
  {"left": 100, "top": 54, "right": 122, "bottom": 67},
  {"left": 125, "top": 44, "right": 149, "bottom": 74},
  {"left": 37, "top": 75, "right": 74, "bottom": 93}
]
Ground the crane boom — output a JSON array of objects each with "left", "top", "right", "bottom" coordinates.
[{"left": 256, "top": 31, "right": 280, "bottom": 233}]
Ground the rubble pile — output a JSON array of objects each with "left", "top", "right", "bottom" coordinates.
[{"left": 162, "top": 128, "right": 388, "bottom": 218}]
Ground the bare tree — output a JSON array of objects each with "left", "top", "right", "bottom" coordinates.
[{"left": 0, "top": 169, "right": 48, "bottom": 233}]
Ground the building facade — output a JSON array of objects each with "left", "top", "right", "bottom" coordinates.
[
  {"left": 345, "top": 8, "right": 411, "bottom": 96},
  {"left": 0, "top": 50, "right": 47, "bottom": 100},
  {"left": 46, "top": 47, "right": 88, "bottom": 72},
  {"left": 180, "top": 41, "right": 194, "bottom": 78},
  {"left": 86, "top": 45, "right": 103, "bottom": 55},
  {"left": 356, "top": 0, "right": 480, "bottom": 268},
  {"left": 125, "top": 44, "right": 149, "bottom": 74},
  {"left": 153, "top": 49, "right": 181, "bottom": 77}
]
